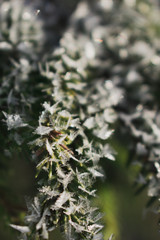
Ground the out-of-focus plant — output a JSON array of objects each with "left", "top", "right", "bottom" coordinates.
[
  {"left": 0, "top": 0, "right": 44, "bottom": 237},
  {"left": 2, "top": 1, "right": 118, "bottom": 239},
  {"left": 94, "top": 0, "right": 160, "bottom": 207},
  {"left": 0, "top": 0, "right": 43, "bottom": 139},
  {"left": 67, "top": 0, "right": 160, "bottom": 210}
]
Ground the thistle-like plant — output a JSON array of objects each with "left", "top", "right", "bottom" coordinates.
[
  {"left": 6, "top": 1, "right": 120, "bottom": 239},
  {"left": 13, "top": 102, "right": 106, "bottom": 239},
  {"left": 11, "top": 30, "right": 119, "bottom": 240},
  {"left": 3, "top": 0, "right": 160, "bottom": 239}
]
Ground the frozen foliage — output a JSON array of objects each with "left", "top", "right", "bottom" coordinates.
[
  {"left": 8, "top": 1, "right": 118, "bottom": 238},
  {"left": 0, "top": 0, "right": 42, "bottom": 53},
  {"left": 0, "top": 0, "right": 46, "bottom": 152},
  {"left": 80, "top": 0, "right": 160, "bottom": 208},
  {"left": 2, "top": 0, "right": 160, "bottom": 239},
  {"left": 0, "top": 1, "right": 46, "bottom": 238},
  {"left": 18, "top": 102, "right": 109, "bottom": 239},
  {"left": 65, "top": 0, "right": 160, "bottom": 209},
  {"left": 17, "top": 21, "right": 120, "bottom": 237},
  {"left": 3, "top": 112, "right": 28, "bottom": 130},
  {"left": 92, "top": 0, "right": 160, "bottom": 203},
  {"left": 0, "top": 0, "right": 43, "bottom": 125}
]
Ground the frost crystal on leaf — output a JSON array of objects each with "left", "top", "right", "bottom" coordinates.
[{"left": 3, "top": 112, "right": 28, "bottom": 130}]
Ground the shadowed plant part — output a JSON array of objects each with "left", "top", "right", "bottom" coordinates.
[{"left": 11, "top": 102, "right": 107, "bottom": 239}]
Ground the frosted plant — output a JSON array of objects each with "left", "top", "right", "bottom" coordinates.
[
  {"left": 13, "top": 32, "right": 119, "bottom": 240},
  {"left": 0, "top": 0, "right": 43, "bottom": 234},
  {"left": 6, "top": 0, "right": 160, "bottom": 239},
  {"left": 0, "top": 0, "right": 44, "bottom": 147},
  {"left": 0, "top": 0, "right": 42, "bottom": 58},
  {"left": 73, "top": 0, "right": 160, "bottom": 209},
  {"left": 6, "top": 1, "right": 121, "bottom": 239},
  {"left": 10, "top": 102, "right": 108, "bottom": 239}
]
